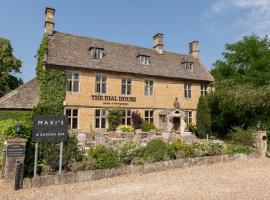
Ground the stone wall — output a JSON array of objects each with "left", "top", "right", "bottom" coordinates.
[{"left": 23, "top": 153, "right": 258, "bottom": 189}]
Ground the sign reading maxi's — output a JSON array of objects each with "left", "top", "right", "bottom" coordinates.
[
  {"left": 91, "top": 95, "right": 136, "bottom": 102},
  {"left": 32, "top": 115, "right": 68, "bottom": 142}
]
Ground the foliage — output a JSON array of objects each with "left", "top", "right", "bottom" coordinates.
[
  {"left": 225, "top": 145, "right": 254, "bottom": 155},
  {"left": 196, "top": 96, "right": 211, "bottom": 138},
  {"left": 0, "top": 37, "right": 23, "bottom": 95},
  {"left": 141, "top": 121, "right": 156, "bottom": 132},
  {"left": 144, "top": 139, "right": 168, "bottom": 162},
  {"left": 88, "top": 145, "right": 120, "bottom": 169},
  {"left": 117, "top": 141, "right": 144, "bottom": 164},
  {"left": 229, "top": 127, "right": 255, "bottom": 146},
  {"left": 107, "top": 107, "right": 123, "bottom": 131},
  {"left": 0, "top": 110, "right": 33, "bottom": 121},
  {"left": 117, "top": 125, "right": 134, "bottom": 132},
  {"left": 131, "top": 111, "right": 143, "bottom": 129},
  {"left": 67, "top": 158, "right": 96, "bottom": 173},
  {"left": 34, "top": 35, "right": 66, "bottom": 115},
  {"left": 186, "top": 124, "right": 198, "bottom": 134}
]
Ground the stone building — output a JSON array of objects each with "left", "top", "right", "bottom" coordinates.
[{"left": 0, "top": 7, "right": 214, "bottom": 134}]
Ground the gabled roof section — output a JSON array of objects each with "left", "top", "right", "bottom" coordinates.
[
  {"left": 45, "top": 31, "right": 214, "bottom": 82},
  {"left": 0, "top": 78, "right": 39, "bottom": 109}
]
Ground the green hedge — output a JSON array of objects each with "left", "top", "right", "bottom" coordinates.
[{"left": 0, "top": 110, "right": 32, "bottom": 121}]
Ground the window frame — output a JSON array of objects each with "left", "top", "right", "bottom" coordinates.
[
  {"left": 66, "top": 72, "right": 80, "bottom": 92},
  {"left": 95, "top": 75, "right": 107, "bottom": 94},
  {"left": 90, "top": 47, "right": 104, "bottom": 59},
  {"left": 121, "top": 77, "right": 132, "bottom": 96},
  {"left": 65, "top": 108, "right": 79, "bottom": 129},
  {"left": 184, "top": 111, "right": 192, "bottom": 124},
  {"left": 144, "top": 79, "right": 154, "bottom": 96},
  {"left": 95, "top": 109, "right": 107, "bottom": 129},
  {"left": 184, "top": 82, "right": 192, "bottom": 99},
  {"left": 122, "top": 109, "right": 132, "bottom": 125},
  {"left": 139, "top": 55, "right": 150, "bottom": 66},
  {"left": 201, "top": 84, "right": 208, "bottom": 96},
  {"left": 144, "top": 110, "right": 154, "bottom": 123},
  {"left": 185, "top": 62, "right": 194, "bottom": 71}
]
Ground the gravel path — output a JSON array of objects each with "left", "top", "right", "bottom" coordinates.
[{"left": 2, "top": 158, "right": 270, "bottom": 200}]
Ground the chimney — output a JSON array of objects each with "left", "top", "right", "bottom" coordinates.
[
  {"left": 189, "top": 41, "right": 200, "bottom": 61},
  {"left": 153, "top": 33, "right": 164, "bottom": 54},
  {"left": 44, "top": 7, "right": 55, "bottom": 35}
]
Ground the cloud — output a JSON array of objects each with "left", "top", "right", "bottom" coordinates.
[{"left": 205, "top": 0, "right": 270, "bottom": 38}]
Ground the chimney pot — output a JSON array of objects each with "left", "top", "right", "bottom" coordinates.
[
  {"left": 153, "top": 33, "right": 164, "bottom": 54},
  {"left": 44, "top": 7, "right": 55, "bottom": 35},
  {"left": 189, "top": 41, "right": 200, "bottom": 61}
]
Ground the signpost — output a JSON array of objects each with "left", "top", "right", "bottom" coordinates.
[{"left": 32, "top": 115, "right": 68, "bottom": 176}]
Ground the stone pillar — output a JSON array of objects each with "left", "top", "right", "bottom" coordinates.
[
  {"left": 253, "top": 131, "right": 268, "bottom": 157},
  {"left": 3, "top": 138, "right": 27, "bottom": 191}
]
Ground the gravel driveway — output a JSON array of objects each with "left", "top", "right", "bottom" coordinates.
[{"left": 2, "top": 158, "right": 270, "bottom": 200}]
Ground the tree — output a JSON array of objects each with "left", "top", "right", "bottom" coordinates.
[
  {"left": 131, "top": 111, "right": 142, "bottom": 129},
  {"left": 196, "top": 96, "right": 211, "bottom": 138},
  {"left": 107, "top": 107, "right": 123, "bottom": 131},
  {"left": 0, "top": 37, "right": 22, "bottom": 94},
  {"left": 211, "top": 34, "right": 270, "bottom": 86}
]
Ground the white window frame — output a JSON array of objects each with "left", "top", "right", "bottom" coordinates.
[
  {"left": 95, "top": 75, "right": 107, "bottom": 94},
  {"left": 201, "top": 84, "right": 208, "bottom": 96},
  {"left": 139, "top": 56, "right": 150, "bottom": 65},
  {"left": 65, "top": 108, "right": 79, "bottom": 129},
  {"left": 95, "top": 109, "right": 107, "bottom": 129},
  {"left": 145, "top": 110, "right": 154, "bottom": 123},
  {"left": 184, "top": 111, "right": 192, "bottom": 124},
  {"left": 185, "top": 62, "right": 194, "bottom": 71},
  {"left": 144, "top": 80, "right": 154, "bottom": 96},
  {"left": 91, "top": 48, "right": 104, "bottom": 59},
  {"left": 121, "top": 78, "right": 132, "bottom": 95},
  {"left": 122, "top": 110, "right": 132, "bottom": 125},
  {"left": 184, "top": 82, "right": 192, "bottom": 99},
  {"left": 66, "top": 72, "right": 80, "bottom": 92}
]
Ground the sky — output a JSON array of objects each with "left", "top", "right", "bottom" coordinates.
[{"left": 1, "top": 0, "right": 270, "bottom": 82}]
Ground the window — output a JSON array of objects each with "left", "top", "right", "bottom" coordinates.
[
  {"left": 139, "top": 55, "right": 150, "bottom": 65},
  {"left": 90, "top": 47, "right": 104, "bottom": 59},
  {"left": 201, "top": 84, "right": 208, "bottom": 96},
  {"left": 144, "top": 80, "right": 153, "bottom": 96},
  {"left": 184, "top": 83, "right": 192, "bottom": 99},
  {"left": 65, "top": 109, "right": 78, "bottom": 129},
  {"left": 145, "top": 110, "right": 154, "bottom": 123},
  {"left": 122, "top": 110, "right": 132, "bottom": 125},
  {"left": 185, "top": 62, "right": 194, "bottom": 71},
  {"left": 184, "top": 111, "right": 192, "bottom": 124},
  {"left": 121, "top": 78, "right": 132, "bottom": 95},
  {"left": 96, "top": 75, "right": 107, "bottom": 93},
  {"left": 95, "top": 109, "right": 107, "bottom": 128},
  {"left": 66, "top": 72, "right": 79, "bottom": 92}
]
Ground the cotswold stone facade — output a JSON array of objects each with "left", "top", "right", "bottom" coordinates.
[{"left": 0, "top": 7, "right": 214, "bottom": 134}]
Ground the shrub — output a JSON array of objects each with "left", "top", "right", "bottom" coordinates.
[
  {"left": 186, "top": 124, "right": 198, "bottom": 134},
  {"left": 196, "top": 96, "right": 211, "bottom": 138},
  {"left": 107, "top": 108, "right": 123, "bottom": 131},
  {"left": 141, "top": 121, "right": 156, "bottom": 132},
  {"left": 207, "top": 139, "right": 224, "bottom": 155},
  {"left": 117, "top": 141, "right": 143, "bottom": 164},
  {"left": 192, "top": 141, "right": 209, "bottom": 157},
  {"left": 67, "top": 158, "right": 96, "bottom": 172},
  {"left": 229, "top": 127, "right": 255, "bottom": 146},
  {"left": 117, "top": 125, "right": 134, "bottom": 132},
  {"left": 88, "top": 145, "right": 120, "bottom": 169},
  {"left": 131, "top": 111, "right": 143, "bottom": 129},
  {"left": 144, "top": 139, "right": 168, "bottom": 162},
  {"left": 225, "top": 145, "right": 254, "bottom": 155}
]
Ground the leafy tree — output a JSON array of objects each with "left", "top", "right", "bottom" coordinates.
[
  {"left": 107, "top": 107, "right": 123, "bottom": 131},
  {"left": 0, "top": 37, "right": 22, "bottom": 94},
  {"left": 196, "top": 96, "right": 211, "bottom": 138},
  {"left": 131, "top": 111, "right": 142, "bottom": 129}
]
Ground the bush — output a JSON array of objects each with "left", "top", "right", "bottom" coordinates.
[
  {"left": 107, "top": 108, "right": 123, "bottom": 131},
  {"left": 131, "top": 111, "right": 143, "bottom": 129},
  {"left": 196, "top": 96, "right": 211, "bottom": 138},
  {"left": 88, "top": 145, "right": 120, "bottom": 169},
  {"left": 117, "top": 141, "right": 143, "bottom": 164},
  {"left": 225, "top": 144, "right": 254, "bottom": 155},
  {"left": 207, "top": 140, "right": 224, "bottom": 155},
  {"left": 144, "top": 139, "right": 168, "bottom": 162},
  {"left": 117, "top": 125, "right": 134, "bottom": 132},
  {"left": 67, "top": 158, "right": 96, "bottom": 173},
  {"left": 229, "top": 127, "right": 255, "bottom": 146},
  {"left": 186, "top": 124, "right": 198, "bottom": 134},
  {"left": 141, "top": 121, "right": 156, "bottom": 132}
]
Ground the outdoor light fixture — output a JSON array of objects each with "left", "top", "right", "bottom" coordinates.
[
  {"left": 256, "top": 122, "right": 261, "bottom": 131},
  {"left": 15, "top": 122, "right": 21, "bottom": 137}
]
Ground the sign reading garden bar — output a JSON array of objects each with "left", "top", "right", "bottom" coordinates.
[{"left": 32, "top": 115, "right": 68, "bottom": 142}]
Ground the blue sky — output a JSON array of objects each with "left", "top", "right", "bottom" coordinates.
[{"left": 1, "top": 0, "right": 270, "bottom": 82}]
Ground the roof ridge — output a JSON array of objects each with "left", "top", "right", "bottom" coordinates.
[{"left": 53, "top": 31, "right": 189, "bottom": 57}]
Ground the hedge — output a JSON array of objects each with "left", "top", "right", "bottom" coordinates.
[{"left": 0, "top": 110, "right": 33, "bottom": 121}]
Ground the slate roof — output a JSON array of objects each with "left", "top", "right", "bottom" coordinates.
[
  {"left": 0, "top": 78, "right": 39, "bottom": 109},
  {"left": 46, "top": 32, "right": 214, "bottom": 82}
]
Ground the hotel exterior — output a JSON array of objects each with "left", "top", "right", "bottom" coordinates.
[{"left": 0, "top": 8, "right": 214, "bottom": 134}]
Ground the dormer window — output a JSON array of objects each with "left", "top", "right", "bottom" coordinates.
[
  {"left": 90, "top": 47, "right": 104, "bottom": 59},
  {"left": 185, "top": 62, "right": 194, "bottom": 71},
  {"left": 138, "top": 55, "right": 150, "bottom": 65}
]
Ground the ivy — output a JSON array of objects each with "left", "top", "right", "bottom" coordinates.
[
  {"left": 0, "top": 110, "right": 32, "bottom": 121},
  {"left": 34, "top": 35, "right": 66, "bottom": 115}
]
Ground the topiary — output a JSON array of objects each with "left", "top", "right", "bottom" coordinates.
[
  {"left": 107, "top": 107, "right": 123, "bottom": 131},
  {"left": 141, "top": 121, "right": 156, "bottom": 132},
  {"left": 196, "top": 96, "right": 211, "bottom": 138},
  {"left": 144, "top": 139, "right": 168, "bottom": 162},
  {"left": 131, "top": 111, "right": 143, "bottom": 129}
]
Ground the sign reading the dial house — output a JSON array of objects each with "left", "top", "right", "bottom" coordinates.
[
  {"left": 32, "top": 115, "right": 68, "bottom": 142},
  {"left": 91, "top": 95, "right": 136, "bottom": 106}
]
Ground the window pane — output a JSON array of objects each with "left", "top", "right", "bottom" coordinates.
[
  {"left": 101, "top": 118, "right": 106, "bottom": 128},
  {"left": 121, "top": 85, "right": 126, "bottom": 95},
  {"left": 68, "top": 118, "right": 71, "bottom": 126},
  {"left": 101, "top": 110, "right": 106, "bottom": 116},
  {"left": 72, "top": 118, "right": 78, "bottom": 129},
  {"left": 150, "top": 118, "right": 153, "bottom": 123},
  {"left": 95, "top": 118, "right": 100, "bottom": 128},
  {"left": 96, "top": 75, "right": 101, "bottom": 82},
  {"left": 150, "top": 110, "right": 153, "bottom": 117},
  {"left": 101, "top": 83, "right": 106, "bottom": 93},
  {"left": 73, "top": 109, "right": 78, "bottom": 117},
  {"left": 66, "top": 109, "right": 71, "bottom": 116},
  {"left": 127, "top": 79, "right": 131, "bottom": 84},
  {"left": 127, "top": 85, "right": 131, "bottom": 95},
  {"left": 150, "top": 86, "right": 153, "bottom": 95},
  {"left": 95, "top": 109, "right": 100, "bottom": 117},
  {"left": 144, "top": 86, "right": 148, "bottom": 96},
  {"left": 96, "top": 83, "right": 100, "bottom": 93},
  {"left": 66, "top": 72, "right": 72, "bottom": 79},
  {"left": 127, "top": 110, "right": 131, "bottom": 116},
  {"left": 102, "top": 76, "right": 107, "bottom": 82},
  {"left": 74, "top": 73, "right": 79, "bottom": 80},
  {"left": 122, "top": 118, "right": 125, "bottom": 125},
  {"left": 127, "top": 118, "right": 131, "bottom": 125},
  {"left": 73, "top": 81, "right": 79, "bottom": 92},
  {"left": 122, "top": 78, "right": 126, "bottom": 84},
  {"left": 66, "top": 81, "right": 72, "bottom": 91}
]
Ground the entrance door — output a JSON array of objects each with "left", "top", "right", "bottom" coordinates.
[{"left": 172, "top": 117, "right": 180, "bottom": 132}]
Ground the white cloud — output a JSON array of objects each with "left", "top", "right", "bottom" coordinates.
[{"left": 205, "top": 0, "right": 270, "bottom": 37}]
